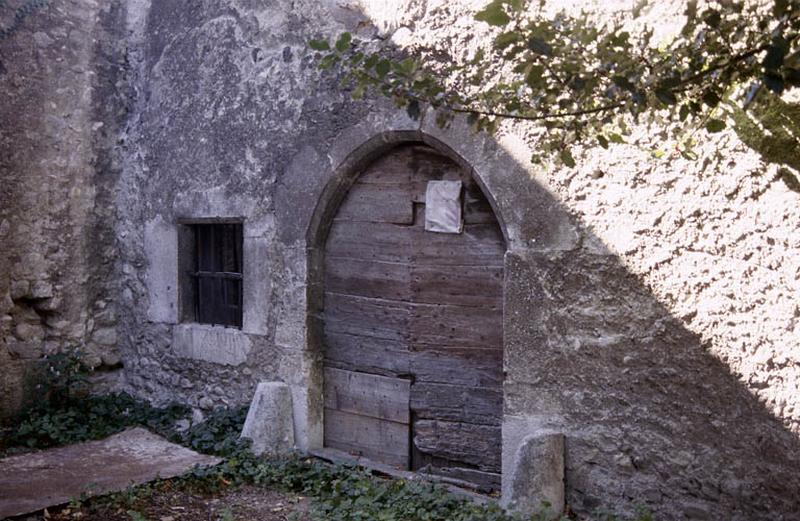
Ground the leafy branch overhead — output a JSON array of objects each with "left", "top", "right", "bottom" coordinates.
[{"left": 309, "top": 0, "right": 800, "bottom": 167}]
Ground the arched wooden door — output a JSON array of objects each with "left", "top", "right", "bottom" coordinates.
[{"left": 322, "top": 144, "right": 505, "bottom": 490}]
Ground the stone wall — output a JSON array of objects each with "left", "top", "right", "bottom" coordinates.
[{"left": 0, "top": 0, "right": 127, "bottom": 417}]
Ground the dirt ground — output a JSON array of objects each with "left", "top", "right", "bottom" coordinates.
[{"left": 17, "top": 485, "right": 312, "bottom": 521}]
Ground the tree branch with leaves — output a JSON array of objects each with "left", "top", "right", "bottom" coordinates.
[{"left": 309, "top": 0, "right": 800, "bottom": 171}]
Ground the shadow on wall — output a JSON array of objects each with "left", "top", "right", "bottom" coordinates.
[
  {"left": 297, "top": 6, "right": 800, "bottom": 519},
  {"left": 299, "top": 57, "right": 800, "bottom": 521},
  {"left": 732, "top": 94, "right": 800, "bottom": 193},
  {"left": 304, "top": 124, "right": 800, "bottom": 520}
]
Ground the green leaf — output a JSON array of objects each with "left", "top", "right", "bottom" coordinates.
[
  {"left": 335, "top": 32, "right": 352, "bottom": 52},
  {"left": 703, "top": 10, "right": 721, "bottom": 29},
  {"left": 612, "top": 75, "right": 635, "bottom": 91},
  {"left": 705, "top": 118, "right": 726, "bottom": 133},
  {"left": 774, "top": 0, "right": 790, "bottom": 17},
  {"left": 764, "top": 72, "right": 785, "bottom": 93},
  {"left": 702, "top": 90, "right": 721, "bottom": 107},
  {"left": 364, "top": 54, "right": 379, "bottom": 69},
  {"left": 609, "top": 133, "right": 626, "bottom": 144},
  {"left": 494, "top": 31, "right": 523, "bottom": 49},
  {"left": 597, "top": 135, "right": 609, "bottom": 149},
  {"left": 474, "top": 1, "right": 511, "bottom": 26},
  {"left": 655, "top": 88, "right": 677, "bottom": 105},
  {"left": 308, "top": 39, "right": 330, "bottom": 51},
  {"left": 679, "top": 104, "right": 690, "bottom": 121},
  {"left": 525, "top": 65, "right": 545, "bottom": 88},
  {"left": 406, "top": 99, "right": 421, "bottom": 120},
  {"left": 318, "top": 54, "right": 338, "bottom": 70},
  {"left": 504, "top": 0, "right": 526, "bottom": 12},
  {"left": 395, "top": 57, "right": 415, "bottom": 75},
  {"left": 763, "top": 36, "right": 789, "bottom": 71},
  {"left": 560, "top": 149, "right": 576, "bottom": 168},
  {"left": 375, "top": 59, "right": 391, "bottom": 78},
  {"left": 527, "top": 36, "right": 553, "bottom": 56}
]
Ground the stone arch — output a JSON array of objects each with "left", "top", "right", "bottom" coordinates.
[
  {"left": 305, "top": 129, "right": 511, "bottom": 489},
  {"left": 305, "top": 130, "right": 511, "bottom": 249}
]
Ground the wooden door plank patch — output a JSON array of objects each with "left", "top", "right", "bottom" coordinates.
[
  {"left": 324, "top": 367, "right": 411, "bottom": 424},
  {"left": 324, "top": 408, "right": 409, "bottom": 469}
]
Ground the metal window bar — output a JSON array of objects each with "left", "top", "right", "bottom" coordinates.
[{"left": 192, "top": 223, "right": 243, "bottom": 328}]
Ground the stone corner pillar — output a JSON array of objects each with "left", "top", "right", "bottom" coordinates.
[
  {"left": 502, "top": 433, "right": 566, "bottom": 521},
  {"left": 240, "top": 381, "right": 295, "bottom": 456}
]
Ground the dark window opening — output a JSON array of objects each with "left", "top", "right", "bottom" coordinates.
[{"left": 190, "top": 223, "right": 243, "bottom": 328}]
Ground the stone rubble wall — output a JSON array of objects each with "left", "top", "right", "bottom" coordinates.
[{"left": 0, "top": 0, "right": 127, "bottom": 417}]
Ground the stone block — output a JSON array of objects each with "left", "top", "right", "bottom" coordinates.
[
  {"left": 30, "top": 281, "right": 54, "bottom": 299},
  {"left": 240, "top": 382, "right": 295, "bottom": 456},
  {"left": 100, "top": 349, "right": 122, "bottom": 367},
  {"left": 503, "top": 433, "right": 565, "bottom": 521},
  {"left": 10, "top": 281, "right": 30, "bottom": 300},
  {"left": 92, "top": 327, "right": 117, "bottom": 346},
  {"left": 144, "top": 216, "right": 178, "bottom": 324},
  {"left": 7, "top": 338, "right": 44, "bottom": 360},
  {"left": 172, "top": 324, "right": 252, "bottom": 366},
  {"left": 14, "top": 323, "right": 43, "bottom": 342}
]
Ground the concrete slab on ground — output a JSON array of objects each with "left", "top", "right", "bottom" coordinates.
[{"left": 0, "top": 427, "right": 221, "bottom": 519}]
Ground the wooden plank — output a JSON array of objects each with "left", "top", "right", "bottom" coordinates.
[
  {"left": 410, "top": 382, "right": 502, "bottom": 425},
  {"left": 326, "top": 221, "right": 413, "bottom": 263},
  {"left": 324, "top": 408, "right": 409, "bottom": 469},
  {"left": 409, "top": 302, "right": 503, "bottom": 347},
  {"left": 417, "top": 465, "right": 501, "bottom": 492},
  {"left": 356, "top": 150, "right": 413, "bottom": 185},
  {"left": 413, "top": 420, "right": 501, "bottom": 471},
  {"left": 411, "top": 223, "right": 505, "bottom": 266},
  {"left": 324, "top": 368, "right": 410, "bottom": 424},
  {"left": 325, "top": 256, "right": 411, "bottom": 301},
  {"left": 323, "top": 292, "right": 411, "bottom": 342},
  {"left": 324, "top": 330, "right": 410, "bottom": 377},
  {"left": 335, "top": 184, "right": 414, "bottom": 224},
  {"left": 411, "top": 264, "right": 502, "bottom": 307},
  {"left": 410, "top": 348, "right": 503, "bottom": 388}
]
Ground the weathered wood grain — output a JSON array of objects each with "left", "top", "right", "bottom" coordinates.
[
  {"left": 326, "top": 221, "right": 413, "bottom": 263},
  {"left": 324, "top": 330, "right": 410, "bottom": 377},
  {"left": 411, "top": 224, "right": 505, "bottom": 266},
  {"left": 335, "top": 183, "right": 414, "bottom": 224},
  {"left": 324, "top": 368, "right": 411, "bottom": 424},
  {"left": 409, "top": 302, "right": 503, "bottom": 346},
  {"left": 411, "top": 264, "right": 503, "bottom": 307},
  {"left": 413, "top": 420, "right": 502, "bottom": 471},
  {"left": 410, "top": 348, "right": 503, "bottom": 387},
  {"left": 322, "top": 144, "right": 506, "bottom": 481},
  {"left": 410, "top": 382, "right": 503, "bottom": 424},
  {"left": 323, "top": 292, "right": 411, "bottom": 342},
  {"left": 326, "top": 256, "right": 411, "bottom": 301},
  {"left": 418, "top": 464, "right": 501, "bottom": 491},
  {"left": 324, "top": 409, "right": 410, "bottom": 469}
]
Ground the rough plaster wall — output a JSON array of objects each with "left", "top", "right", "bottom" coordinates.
[{"left": 0, "top": 0, "right": 127, "bottom": 418}]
